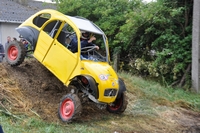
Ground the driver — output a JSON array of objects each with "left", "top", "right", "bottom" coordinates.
[{"left": 70, "top": 31, "right": 99, "bottom": 53}]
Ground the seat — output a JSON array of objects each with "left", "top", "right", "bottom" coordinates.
[
  {"left": 57, "top": 30, "right": 67, "bottom": 46},
  {"left": 50, "top": 29, "right": 67, "bottom": 46}
]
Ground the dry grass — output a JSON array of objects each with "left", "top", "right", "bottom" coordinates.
[
  {"left": 0, "top": 65, "right": 33, "bottom": 118},
  {"left": 0, "top": 62, "right": 200, "bottom": 133}
]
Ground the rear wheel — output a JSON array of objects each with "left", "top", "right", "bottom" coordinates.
[
  {"left": 58, "top": 93, "right": 82, "bottom": 122},
  {"left": 5, "top": 41, "right": 26, "bottom": 66},
  {"left": 106, "top": 92, "right": 128, "bottom": 114}
]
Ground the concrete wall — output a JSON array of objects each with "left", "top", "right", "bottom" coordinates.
[{"left": 0, "top": 22, "right": 21, "bottom": 48}]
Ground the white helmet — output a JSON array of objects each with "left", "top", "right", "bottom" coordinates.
[{"left": 80, "top": 30, "right": 90, "bottom": 39}]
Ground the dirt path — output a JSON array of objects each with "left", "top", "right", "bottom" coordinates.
[{"left": 0, "top": 58, "right": 200, "bottom": 132}]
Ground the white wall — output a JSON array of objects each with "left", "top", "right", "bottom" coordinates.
[{"left": 0, "top": 23, "right": 21, "bottom": 48}]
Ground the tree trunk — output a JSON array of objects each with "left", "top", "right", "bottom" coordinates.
[
  {"left": 113, "top": 53, "right": 119, "bottom": 72},
  {"left": 178, "top": 64, "right": 191, "bottom": 87}
]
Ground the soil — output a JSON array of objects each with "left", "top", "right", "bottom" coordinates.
[
  {"left": 0, "top": 58, "right": 200, "bottom": 132},
  {"left": 0, "top": 58, "right": 109, "bottom": 123}
]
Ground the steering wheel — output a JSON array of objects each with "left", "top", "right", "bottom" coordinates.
[{"left": 81, "top": 46, "right": 96, "bottom": 53}]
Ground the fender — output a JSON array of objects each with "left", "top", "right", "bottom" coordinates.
[
  {"left": 16, "top": 26, "right": 39, "bottom": 49},
  {"left": 82, "top": 75, "right": 99, "bottom": 99},
  {"left": 117, "top": 78, "right": 127, "bottom": 99}
]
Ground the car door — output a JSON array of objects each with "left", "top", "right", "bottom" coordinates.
[{"left": 42, "top": 21, "right": 79, "bottom": 84}]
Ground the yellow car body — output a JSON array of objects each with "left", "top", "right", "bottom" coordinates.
[
  {"left": 6, "top": 9, "right": 127, "bottom": 122},
  {"left": 17, "top": 9, "right": 118, "bottom": 103}
]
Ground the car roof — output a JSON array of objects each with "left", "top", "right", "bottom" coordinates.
[{"left": 67, "top": 15, "right": 104, "bottom": 35}]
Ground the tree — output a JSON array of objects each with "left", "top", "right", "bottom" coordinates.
[
  {"left": 56, "top": 0, "right": 141, "bottom": 55},
  {"left": 56, "top": 0, "right": 194, "bottom": 89},
  {"left": 118, "top": 0, "right": 193, "bottom": 88}
]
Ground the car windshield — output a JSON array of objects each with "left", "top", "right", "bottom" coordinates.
[
  {"left": 79, "top": 33, "right": 107, "bottom": 62},
  {"left": 63, "top": 29, "right": 107, "bottom": 62},
  {"left": 63, "top": 16, "right": 108, "bottom": 62}
]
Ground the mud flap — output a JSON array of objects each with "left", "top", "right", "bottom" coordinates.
[{"left": 117, "top": 78, "right": 126, "bottom": 99}]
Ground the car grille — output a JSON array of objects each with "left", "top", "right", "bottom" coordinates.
[{"left": 104, "top": 89, "right": 117, "bottom": 97}]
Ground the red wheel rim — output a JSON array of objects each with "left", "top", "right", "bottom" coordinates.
[
  {"left": 109, "top": 98, "right": 123, "bottom": 110},
  {"left": 60, "top": 98, "right": 75, "bottom": 120},
  {"left": 8, "top": 46, "right": 18, "bottom": 60}
]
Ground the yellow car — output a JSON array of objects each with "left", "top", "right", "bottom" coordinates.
[{"left": 5, "top": 9, "right": 128, "bottom": 122}]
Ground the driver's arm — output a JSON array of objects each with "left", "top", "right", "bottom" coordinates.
[
  {"left": 82, "top": 36, "right": 99, "bottom": 50},
  {"left": 88, "top": 36, "right": 96, "bottom": 43}
]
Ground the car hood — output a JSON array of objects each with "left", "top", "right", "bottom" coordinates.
[{"left": 82, "top": 61, "right": 118, "bottom": 81}]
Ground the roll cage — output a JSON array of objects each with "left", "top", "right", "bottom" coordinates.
[{"left": 17, "top": 10, "right": 110, "bottom": 63}]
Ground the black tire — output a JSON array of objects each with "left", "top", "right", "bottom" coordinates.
[
  {"left": 58, "top": 93, "right": 82, "bottom": 122},
  {"left": 106, "top": 92, "right": 128, "bottom": 114},
  {"left": 5, "top": 41, "right": 26, "bottom": 66}
]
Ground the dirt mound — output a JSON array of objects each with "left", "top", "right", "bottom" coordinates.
[
  {"left": 1, "top": 58, "right": 200, "bottom": 132},
  {"left": 0, "top": 58, "right": 108, "bottom": 123}
]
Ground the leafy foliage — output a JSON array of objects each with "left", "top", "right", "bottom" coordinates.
[
  {"left": 56, "top": 0, "right": 193, "bottom": 89},
  {"left": 56, "top": 0, "right": 140, "bottom": 53},
  {"left": 118, "top": 0, "right": 193, "bottom": 88}
]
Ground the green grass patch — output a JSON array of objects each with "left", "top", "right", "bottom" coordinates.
[{"left": 119, "top": 72, "right": 200, "bottom": 111}]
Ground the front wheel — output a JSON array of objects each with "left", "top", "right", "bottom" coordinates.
[
  {"left": 5, "top": 41, "right": 26, "bottom": 66},
  {"left": 106, "top": 92, "right": 128, "bottom": 114},
  {"left": 58, "top": 93, "right": 82, "bottom": 122}
]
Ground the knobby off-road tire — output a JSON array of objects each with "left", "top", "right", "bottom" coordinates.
[
  {"left": 5, "top": 41, "right": 26, "bottom": 66},
  {"left": 106, "top": 92, "right": 128, "bottom": 114},
  {"left": 58, "top": 93, "right": 82, "bottom": 122}
]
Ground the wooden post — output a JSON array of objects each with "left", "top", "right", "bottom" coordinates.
[
  {"left": 192, "top": 0, "right": 200, "bottom": 93},
  {"left": 113, "top": 53, "right": 119, "bottom": 72}
]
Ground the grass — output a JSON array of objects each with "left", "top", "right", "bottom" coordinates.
[
  {"left": 1, "top": 113, "right": 142, "bottom": 133},
  {"left": 1, "top": 72, "right": 200, "bottom": 132},
  {"left": 119, "top": 72, "right": 200, "bottom": 111}
]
